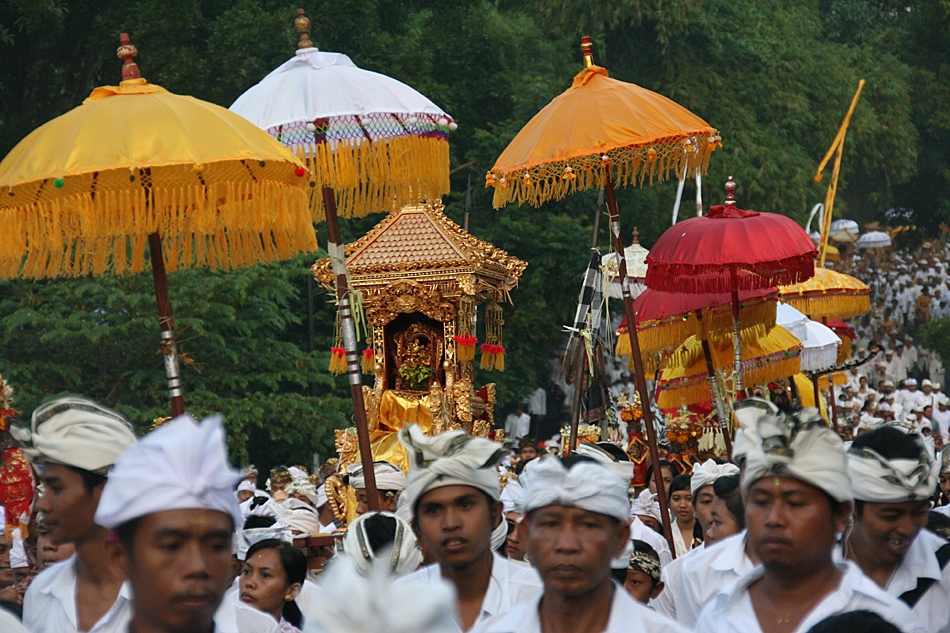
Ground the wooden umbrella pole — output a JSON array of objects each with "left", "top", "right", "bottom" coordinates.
[
  {"left": 568, "top": 352, "right": 585, "bottom": 452},
  {"left": 829, "top": 379, "right": 840, "bottom": 434},
  {"left": 323, "top": 186, "right": 380, "bottom": 512},
  {"left": 148, "top": 233, "right": 186, "bottom": 418},
  {"left": 603, "top": 173, "right": 676, "bottom": 556},
  {"left": 700, "top": 337, "right": 733, "bottom": 460},
  {"left": 811, "top": 374, "right": 822, "bottom": 413}
]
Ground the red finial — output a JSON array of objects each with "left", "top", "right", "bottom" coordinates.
[
  {"left": 117, "top": 33, "right": 141, "bottom": 81},
  {"left": 724, "top": 176, "right": 737, "bottom": 206},
  {"left": 581, "top": 36, "right": 594, "bottom": 68}
]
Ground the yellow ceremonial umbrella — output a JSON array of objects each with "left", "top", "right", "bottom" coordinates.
[
  {"left": 487, "top": 36, "right": 719, "bottom": 551},
  {"left": 777, "top": 267, "right": 870, "bottom": 320},
  {"left": 0, "top": 35, "right": 312, "bottom": 415},
  {"left": 656, "top": 326, "right": 803, "bottom": 410}
]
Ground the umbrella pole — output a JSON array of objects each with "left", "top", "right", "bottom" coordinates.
[
  {"left": 700, "top": 338, "right": 732, "bottom": 460},
  {"left": 730, "top": 268, "right": 745, "bottom": 399},
  {"left": 323, "top": 186, "right": 380, "bottom": 512},
  {"left": 603, "top": 174, "right": 676, "bottom": 557},
  {"left": 568, "top": 352, "right": 586, "bottom": 452},
  {"left": 811, "top": 374, "right": 822, "bottom": 413},
  {"left": 829, "top": 379, "right": 840, "bottom": 434},
  {"left": 148, "top": 233, "right": 185, "bottom": 418}
]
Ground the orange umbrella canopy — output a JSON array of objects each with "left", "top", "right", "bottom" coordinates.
[
  {"left": 487, "top": 63, "right": 718, "bottom": 208},
  {"left": 777, "top": 268, "right": 870, "bottom": 320}
]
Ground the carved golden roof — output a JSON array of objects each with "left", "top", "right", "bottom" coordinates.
[{"left": 312, "top": 200, "right": 526, "bottom": 299}]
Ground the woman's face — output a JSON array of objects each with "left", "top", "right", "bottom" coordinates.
[
  {"left": 239, "top": 548, "right": 298, "bottom": 621},
  {"left": 704, "top": 497, "right": 740, "bottom": 545},
  {"left": 648, "top": 466, "right": 674, "bottom": 495},
  {"left": 670, "top": 490, "right": 694, "bottom": 523}
]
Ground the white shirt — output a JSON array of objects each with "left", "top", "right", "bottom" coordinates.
[
  {"left": 882, "top": 529, "right": 950, "bottom": 633},
  {"left": 931, "top": 407, "right": 950, "bottom": 438},
  {"left": 664, "top": 530, "right": 754, "bottom": 628},
  {"left": 505, "top": 413, "right": 531, "bottom": 439},
  {"left": 695, "top": 561, "right": 925, "bottom": 633},
  {"left": 216, "top": 592, "right": 281, "bottom": 633},
  {"left": 525, "top": 388, "right": 547, "bottom": 416},
  {"left": 23, "top": 554, "right": 132, "bottom": 633},
  {"left": 0, "top": 606, "right": 29, "bottom": 633},
  {"left": 399, "top": 551, "right": 542, "bottom": 633},
  {"left": 473, "top": 582, "right": 687, "bottom": 633}
]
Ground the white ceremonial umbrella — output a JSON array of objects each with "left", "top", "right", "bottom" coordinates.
[
  {"left": 604, "top": 237, "right": 649, "bottom": 299},
  {"left": 856, "top": 231, "right": 892, "bottom": 249},
  {"left": 830, "top": 219, "right": 859, "bottom": 235}
]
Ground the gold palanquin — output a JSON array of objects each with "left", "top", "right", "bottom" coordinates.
[{"left": 313, "top": 200, "right": 526, "bottom": 472}]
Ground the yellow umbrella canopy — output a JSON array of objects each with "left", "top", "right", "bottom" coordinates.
[
  {"left": 777, "top": 267, "right": 870, "bottom": 320},
  {"left": 656, "top": 326, "right": 803, "bottom": 409},
  {"left": 487, "top": 41, "right": 718, "bottom": 209},
  {"left": 0, "top": 41, "right": 312, "bottom": 279}
]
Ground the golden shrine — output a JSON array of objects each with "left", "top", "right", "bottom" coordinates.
[{"left": 312, "top": 200, "right": 526, "bottom": 473}]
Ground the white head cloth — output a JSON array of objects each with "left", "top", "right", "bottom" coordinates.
[
  {"left": 12, "top": 397, "right": 137, "bottom": 473},
  {"left": 289, "top": 466, "right": 308, "bottom": 480},
  {"left": 349, "top": 462, "right": 407, "bottom": 492},
  {"left": 398, "top": 425, "right": 505, "bottom": 513},
  {"left": 273, "top": 498, "right": 323, "bottom": 534},
  {"left": 336, "top": 511, "right": 422, "bottom": 577},
  {"left": 237, "top": 523, "right": 293, "bottom": 560},
  {"left": 316, "top": 484, "right": 329, "bottom": 509},
  {"left": 286, "top": 479, "right": 319, "bottom": 506},
  {"left": 490, "top": 514, "right": 508, "bottom": 550},
  {"left": 847, "top": 432, "right": 940, "bottom": 502},
  {"left": 520, "top": 457, "right": 630, "bottom": 522},
  {"left": 690, "top": 459, "right": 740, "bottom": 497},
  {"left": 303, "top": 556, "right": 457, "bottom": 633},
  {"left": 575, "top": 443, "right": 634, "bottom": 480},
  {"left": 738, "top": 398, "right": 853, "bottom": 503},
  {"left": 629, "top": 489, "right": 662, "bottom": 523},
  {"left": 237, "top": 480, "right": 256, "bottom": 493},
  {"left": 94, "top": 414, "right": 242, "bottom": 529}
]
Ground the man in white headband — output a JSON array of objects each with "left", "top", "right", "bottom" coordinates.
[
  {"left": 397, "top": 425, "right": 540, "bottom": 633},
  {"left": 94, "top": 414, "right": 243, "bottom": 633},
  {"left": 845, "top": 426, "right": 949, "bottom": 632},
  {"left": 697, "top": 399, "right": 922, "bottom": 633},
  {"left": 475, "top": 455, "right": 684, "bottom": 633},
  {"left": 18, "top": 397, "right": 137, "bottom": 633},
  {"left": 347, "top": 461, "right": 407, "bottom": 515}
]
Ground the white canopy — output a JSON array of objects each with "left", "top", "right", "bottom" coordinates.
[
  {"left": 830, "top": 219, "right": 859, "bottom": 235},
  {"left": 777, "top": 303, "right": 840, "bottom": 372},
  {"left": 856, "top": 231, "right": 892, "bottom": 249}
]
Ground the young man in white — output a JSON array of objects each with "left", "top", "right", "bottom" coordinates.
[
  {"left": 474, "top": 456, "right": 684, "bottom": 633},
  {"left": 397, "top": 424, "right": 541, "bottom": 633},
  {"left": 845, "top": 426, "right": 950, "bottom": 633},
  {"left": 19, "top": 397, "right": 137, "bottom": 633},
  {"left": 696, "top": 399, "right": 923, "bottom": 633}
]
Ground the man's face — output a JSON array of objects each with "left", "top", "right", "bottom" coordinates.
[
  {"left": 355, "top": 488, "right": 397, "bottom": 515},
  {"left": 520, "top": 447, "right": 539, "bottom": 462},
  {"left": 236, "top": 490, "right": 253, "bottom": 504},
  {"left": 692, "top": 485, "right": 715, "bottom": 533},
  {"left": 36, "top": 463, "right": 102, "bottom": 545},
  {"left": 505, "top": 521, "right": 527, "bottom": 561},
  {"left": 851, "top": 500, "right": 929, "bottom": 567},
  {"left": 524, "top": 505, "right": 628, "bottom": 599},
  {"left": 120, "top": 509, "right": 233, "bottom": 633},
  {"left": 940, "top": 472, "right": 950, "bottom": 497},
  {"left": 746, "top": 476, "right": 848, "bottom": 578},
  {"left": 623, "top": 569, "right": 661, "bottom": 604},
  {"left": 414, "top": 485, "right": 496, "bottom": 570}
]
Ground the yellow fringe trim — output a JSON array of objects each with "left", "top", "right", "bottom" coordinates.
[
  {"left": 490, "top": 138, "right": 716, "bottom": 209},
  {"left": 837, "top": 336, "right": 853, "bottom": 363},
  {"left": 298, "top": 136, "right": 450, "bottom": 220},
  {"left": 781, "top": 294, "right": 870, "bottom": 320},
  {"left": 0, "top": 176, "right": 315, "bottom": 279}
]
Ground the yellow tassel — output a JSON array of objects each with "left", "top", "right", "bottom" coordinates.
[
  {"left": 615, "top": 333, "right": 632, "bottom": 357},
  {"left": 495, "top": 351, "right": 505, "bottom": 372},
  {"left": 361, "top": 349, "right": 375, "bottom": 374},
  {"left": 329, "top": 348, "right": 347, "bottom": 375}
]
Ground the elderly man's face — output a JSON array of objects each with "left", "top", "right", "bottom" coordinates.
[
  {"left": 524, "top": 505, "right": 628, "bottom": 598},
  {"left": 851, "top": 500, "right": 929, "bottom": 567}
]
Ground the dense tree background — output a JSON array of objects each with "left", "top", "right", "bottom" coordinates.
[{"left": 0, "top": 0, "right": 945, "bottom": 470}]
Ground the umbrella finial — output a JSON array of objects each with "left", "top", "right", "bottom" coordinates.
[
  {"left": 295, "top": 9, "right": 314, "bottom": 49},
  {"left": 632, "top": 227, "right": 640, "bottom": 244},
  {"left": 724, "top": 176, "right": 737, "bottom": 206},
  {"left": 581, "top": 36, "right": 594, "bottom": 68},
  {"left": 117, "top": 33, "right": 141, "bottom": 81}
]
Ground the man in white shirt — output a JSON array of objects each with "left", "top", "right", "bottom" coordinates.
[
  {"left": 504, "top": 406, "right": 532, "bottom": 441},
  {"left": 20, "top": 397, "right": 138, "bottom": 633},
  {"left": 844, "top": 427, "right": 950, "bottom": 633},
  {"left": 696, "top": 399, "right": 923, "bottom": 633},
  {"left": 524, "top": 384, "right": 547, "bottom": 438},
  {"left": 932, "top": 396, "right": 950, "bottom": 441},
  {"left": 397, "top": 424, "right": 541, "bottom": 633},
  {"left": 474, "top": 456, "right": 685, "bottom": 633}
]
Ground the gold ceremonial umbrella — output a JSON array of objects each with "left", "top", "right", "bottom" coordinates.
[
  {"left": 777, "top": 267, "right": 870, "bottom": 320},
  {"left": 0, "top": 35, "right": 312, "bottom": 415},
  {"left": 487, "top": 36, "right": 720, "bottom": 553}
]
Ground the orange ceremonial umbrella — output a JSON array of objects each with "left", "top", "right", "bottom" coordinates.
[
  {"left": 777, "top": 267, "right": 870, "bottom": 320},
  {"left": 487, "top": 36, "right": 720, "bottom": 554}
]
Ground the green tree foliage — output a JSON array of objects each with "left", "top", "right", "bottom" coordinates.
[{"left": 0, "top": 0, "right": 947, "bottom": 459}]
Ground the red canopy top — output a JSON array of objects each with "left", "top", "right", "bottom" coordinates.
[{"left": 645, "top": 179, "right": 816, "bottom": 294}]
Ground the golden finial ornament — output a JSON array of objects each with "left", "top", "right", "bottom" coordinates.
[
  {"left": 724, "top": 176, "right": 737, "bottom": 206},
  {"left": 632, "top": 227, "right": 640, "bottom": 245},
  {"left": 117, "top": 33, "right": 141, "bottom": 81},
  {"left": 581, "top": 35, "right": 594, "bottom": 68},
  {"left": 295, "top": 9, "right": 314, "bottom": 49}
]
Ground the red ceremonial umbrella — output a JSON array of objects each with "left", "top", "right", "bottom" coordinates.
[{"left": 645, "top": 178, "right": 815, "bottom": 396}]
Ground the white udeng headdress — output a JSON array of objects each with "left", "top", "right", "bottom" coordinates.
[
  {"left": 848, "top": 430, "right": 940, "bottom": 502},
  {"left": 95, "top": 414, "right": 242, "bottom": 529},
  {"left": 11, "top": 397, "right": 137, "bottom": 473},
  {"left": 739, "top": 398, "right": 853, "bottom": 503},
  {"left": 398, "top": 425, "right": 505, "bottom": 512},
  {"left": 336, "top": 511, "right": 422, "bottom": 577},
  {"left": 629, "top": 489, "right": 662, "bottom": 523},
  {"left": 304, "top": 556, "right": 456, "bottom": 633},
  {"left": 348, "top": 461, "right": 407, "bottom": 492},
  {"left": 690, "top": 458, "right": 740, "bottom": 497},
  {"left": 520, "top": 457, "right": 630, "bottom": 522}
]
